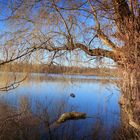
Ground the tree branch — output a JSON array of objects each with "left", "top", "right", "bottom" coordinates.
[
  {"left": 113, "top": 0, "right": 131, "bottom": 19},
  {"left": 43, "top": 43, "right": 117, "bottom": 61},
  {"left": 0, "top": 75, "right": 27, "bottom": 92},
  {"left": 88, "top": 0, "right": 118, "bottom": 50},
  {"left": 97, "top": 31, "right": 119, "bottom": 50}
]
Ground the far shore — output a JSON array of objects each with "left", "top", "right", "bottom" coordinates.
[{"left": 0, "top": 63, "right": 118, "bottom": 77}]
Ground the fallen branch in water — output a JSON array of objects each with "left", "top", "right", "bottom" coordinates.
[
  {"left": 56, "top": 112, "right": 86, "bottom": 123},
  {"left": 47, "top": 112, "right": 101, "bottom": 130}
]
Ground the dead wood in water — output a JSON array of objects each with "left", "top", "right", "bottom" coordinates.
[
  {"left": 56, "top": 112, "right": 86, "bottom": 123},
  {"left": 48, "top": 112, "right": 87, "bottom": 130}
]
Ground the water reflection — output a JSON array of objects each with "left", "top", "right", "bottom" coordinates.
[{"left": 0, "top": 74, "right": 120, "bottom": 140}]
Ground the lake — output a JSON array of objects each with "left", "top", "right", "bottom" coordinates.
[{"left": 0, "top": 73, "right": 120, "bottom": 140}]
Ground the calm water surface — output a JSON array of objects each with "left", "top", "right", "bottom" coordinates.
[{"left": 0, "top": 74, "right": 120, "bottom": 140}]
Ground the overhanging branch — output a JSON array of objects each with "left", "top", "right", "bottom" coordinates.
[{"left": 43, "top": 43, "right": 117, "bottom": 61}]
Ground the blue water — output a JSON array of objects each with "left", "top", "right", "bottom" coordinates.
[{"left": 0, "top": 74, "right": 120, "bottom": 139}]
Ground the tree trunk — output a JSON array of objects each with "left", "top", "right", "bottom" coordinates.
[{"left": 119, "top": 65, "right": 140, "bottom": 130}]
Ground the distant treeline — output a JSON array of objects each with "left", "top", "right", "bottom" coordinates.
[{"left": 0, "top": 63, "right": 117, "bottom": 76}]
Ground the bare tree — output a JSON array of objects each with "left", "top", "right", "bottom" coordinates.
[{"left": 0, "top": 0, "right": 139, "bottom": 129}]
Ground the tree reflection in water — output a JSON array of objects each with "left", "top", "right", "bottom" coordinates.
[{"left": 0, "top": 95, "right": 139, "bottom": 140}]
